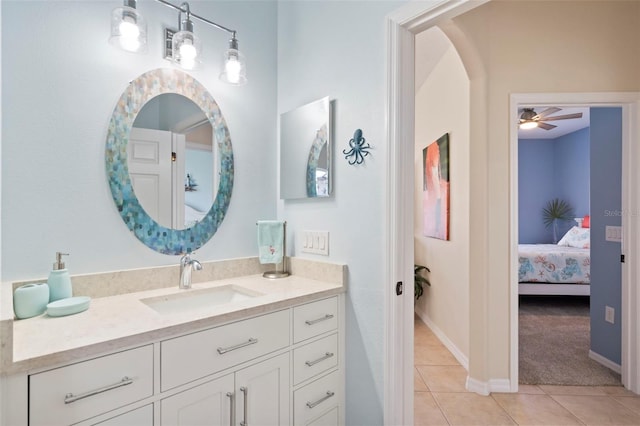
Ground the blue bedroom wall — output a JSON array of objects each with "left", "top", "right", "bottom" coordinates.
[
  {"left": 518, "top": 129, "right": 590, "bottom": 243},
  {"left": 518, "top": 139, "right": 556, "bottom": 243},
  {"left": 589, "top": 107, "right": 622, "bottom": 365}
]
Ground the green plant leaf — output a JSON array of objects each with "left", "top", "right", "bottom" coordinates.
[{"left": 542, "top": 198, "right": 574, "bottom": 228}]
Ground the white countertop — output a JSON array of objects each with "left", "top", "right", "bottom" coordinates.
[{"left": 3, "top": 274, "right": 344, "bottom": 375}]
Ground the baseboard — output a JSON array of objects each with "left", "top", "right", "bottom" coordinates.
[
  {"left": 465, "top": 377, "right": 512, "bottom": 395},
  {"left": 589, "top": 350, "right": 622, "bottom": 374},
  {"left": 415, "top": 310, "right": 469, "bottom": 369}
]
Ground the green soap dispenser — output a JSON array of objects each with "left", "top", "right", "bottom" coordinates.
[{"left": 48, "top": 252, "right": 72, "bottom": 302}]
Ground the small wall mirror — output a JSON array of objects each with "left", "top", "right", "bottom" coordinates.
[
  {"left": 280, "top": 97, "right": 332, "bottom": 199},
  {"left": 106, "top": 68, "right": 234, "bottom": 255}
]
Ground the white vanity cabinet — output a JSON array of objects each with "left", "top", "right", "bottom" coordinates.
[
  {"left": 17, "top": 295, "right": 343, "bottom": 426},
  {"left": 161, "top": 350, "right": 290, "bottom": 425},
  {"left": 29, "top": 345, "right": 154, "bottom": 426}
]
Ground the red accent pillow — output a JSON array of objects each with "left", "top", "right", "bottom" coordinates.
[{"left": 583, "top": 215, "right": 590, "bottom": 228}]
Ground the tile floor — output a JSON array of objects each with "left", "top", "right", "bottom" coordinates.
[{"left": 414, "top": 317, "right": 640, "bottom": 425}]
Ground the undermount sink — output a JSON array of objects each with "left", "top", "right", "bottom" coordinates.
[{"left": 141, "top": 285, "right": 263, "bottom": 315}]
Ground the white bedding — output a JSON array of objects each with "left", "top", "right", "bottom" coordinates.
[{"left": 518, "top": 244, "right": 590, "bottom": 284}]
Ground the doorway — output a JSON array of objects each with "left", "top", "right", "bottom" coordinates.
[{"left": 385, "top": 1, "right": 640, "bottom": 424}]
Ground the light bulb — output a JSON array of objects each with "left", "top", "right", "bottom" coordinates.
[
  {"left": 118, "top": 17, "right": 141, "bottom": 52},
  {"left": 225, "top": 57, "right": 241, "bottom": 84},
  {"left": 179, "top": 39, "right": 197, "bottom": 70},
  {"left": 519, "top": 121, "right": 538, "bottom": 130}
]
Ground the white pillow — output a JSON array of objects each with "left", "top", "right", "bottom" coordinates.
[{"left": 557, "top": 226, "right": 590, "bottom": 249}]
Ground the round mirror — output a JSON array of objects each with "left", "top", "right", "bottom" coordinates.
[{"left": 106, "top": 68, "right": 234, "bottom": 255}]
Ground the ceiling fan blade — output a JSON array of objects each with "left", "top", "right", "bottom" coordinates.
[
  {"left": 538, "top": 122, "right": 557, "bottom": 130},
  {"left": 533, "top": 107, "right": 562, "bottom": 120},
  {"left": 541, "top": 113, "right": 584, "bottom": 121}
]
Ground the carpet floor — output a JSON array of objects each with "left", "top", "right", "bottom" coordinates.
[{"left": 519, "top": 295, "right": 621, "bottom": 386}]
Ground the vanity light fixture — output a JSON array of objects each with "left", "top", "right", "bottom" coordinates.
[
  {"left": 109, "top": 0, "right": 247, "bottom": 85},
  {"left": 109, "top": 0, "right": 147, "bottom": 53}
]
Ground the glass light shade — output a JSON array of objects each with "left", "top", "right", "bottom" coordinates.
[
  {"left": 109, "top": 6, "right": 147, "bottom": 53},
  {"left": 220, "top": 48, "right": 247, "bottom": 86},
  {"left": 172, "top": 30, "right": 202, "bottom": 70},
  {"left": 519, "top": 121, "right": 538, "bottom": 130}
]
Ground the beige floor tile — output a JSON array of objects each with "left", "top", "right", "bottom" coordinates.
[
  {"left": 538, "top": 385, "right": 608, "bottom": 396},
  {"left": 614, "top": 396, "right": 640, "bottom": 415},
  {"left": 416, "top": 365, "right": 468, "bottom": 393},
  {"left": 415, "top": 367, "right": 429, "bottom": 391},
  {"left": 415, "top": 343, "right": 460, "bottom": 366},
  {"left": 433, "top": 393, "right": 515, "bottom": 425},
  {"left": 599, "top": 386, "right": 636, "bottom": 396},
  {"left": 551, "top": 395, "right": 640, "bottom": 425},
  {"left": 492, "top": 393, "right": 582, "bottom": 425},
  {"left": 514, "top": 384, "right": 545, "bottom": 394},
  {"left": 414, "top": 391, "right": 450, "bottom": 425}
]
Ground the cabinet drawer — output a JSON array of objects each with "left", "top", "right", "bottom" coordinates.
[
  {"left": 29, "top": 345, "right": 153, "bottom": 426},
  {"left": 293, "top": 297, "right": 338, "bottom": 343},
  {"left": 307, "top": 406, "right": 339, "bottom": 426},
  {"left": 294, "top": 370, "right": 341, "bottom": 426},
  {"left": 293, "top": 333, "right": 338, "bottom": 385},
  {"left": 93, "top": 404, "right": 153, "bottom": 425},
  {"left": 161, "top": 309, "right": 290, "bottom": 391}
]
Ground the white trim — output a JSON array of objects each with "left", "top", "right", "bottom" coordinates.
[
  {"left": 415, "top": 311, "right": 469, "bottom": 369},
  {"left": 589, "top": 350, "right": 622, "bottom": 374},
  {"left": 465, "top": 377, "right": 511, "bottom": 396},
  {"left": 509, "top": 92, "right": 640, "bottom": 395},
  {"left": 385, "top": 1, "right": 489, "bottom": 424}
]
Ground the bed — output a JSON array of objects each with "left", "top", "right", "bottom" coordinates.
[{"left": 518, "top": 226, "right": 591, "bottom": 296}]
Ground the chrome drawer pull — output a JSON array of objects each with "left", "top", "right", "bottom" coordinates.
[
  {"left": 64, "top": 376, "right": 133, "bottom": 404},
  {"left": 226, "top": 392, "right": 234, "bottom": 426},
  {"left": 306, "top": 391, "right": 335, "bottom": 409},
  {"left": 305, "top": 314, "right": 334, "bottom": 326},
  {"left": 305, "top": 352, "right": 335, "bottom": 367},
  {"left": 240, "top": 386, "right": 248, "bottom": 426},
  {"left": 217, "top": 338, "right": 258, "bottom": 354}
]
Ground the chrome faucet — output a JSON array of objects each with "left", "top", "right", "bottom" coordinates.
[{"left": 179, "top": 253, "right": 202, "bottom": 289}]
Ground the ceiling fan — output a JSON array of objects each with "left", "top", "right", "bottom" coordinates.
[{"left": 519, "top": 107, "right": 583, "bottom": 130}]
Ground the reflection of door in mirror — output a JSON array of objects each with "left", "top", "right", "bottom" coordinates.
[{"left": 130, "top": 94, "right": 216, "bottom": 230}]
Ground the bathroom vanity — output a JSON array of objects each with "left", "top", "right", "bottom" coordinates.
[{"left": 0, "top": 258, "right": 346, "bottom": 426}]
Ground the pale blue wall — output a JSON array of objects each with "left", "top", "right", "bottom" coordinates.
[
  {"left": 589, "top": 107, "right": 622, "bottom": 364},
  {"left": 518, "top": 128, "right": 590, "bottom": 244}
]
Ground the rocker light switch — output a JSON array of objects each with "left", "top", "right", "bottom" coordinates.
[
  {"left": 301, "top": 230, "right": 329, "bottom": 255},
  {"left": 606, "top": 226, "right": 622, "bottom": 243}
]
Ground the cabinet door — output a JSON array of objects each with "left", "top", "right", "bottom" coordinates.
[
  {"left": 161, "top": 374, "right": 234, "bottom": 426},
  {"left": 235, "top": 353, "right": 290, "bottom": 426}
]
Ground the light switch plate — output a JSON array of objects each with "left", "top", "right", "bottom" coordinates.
[
  {"left": 606, "top": 226, "right": 622, "bottom": 243},
  {"left": 301, "top": 230, "right": 329, "bottom": 255}
]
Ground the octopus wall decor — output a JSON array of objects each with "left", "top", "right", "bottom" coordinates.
[{"left": 343, "top": 129, "right": 371, "bottom": 165}]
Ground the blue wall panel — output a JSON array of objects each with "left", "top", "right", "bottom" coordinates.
[{"left": 589, "top": 107, "right": 622, "bottom": 365}]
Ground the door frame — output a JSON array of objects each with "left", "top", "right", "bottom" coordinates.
[
  {"left": 384, "top": 1, "right": 489, "bottom": 424},
  {"left": 385, "top": 2, "right": 640, "bottom": 424},
  {"left": 509, "top": 92, "right": 640, "bottom": 392}
]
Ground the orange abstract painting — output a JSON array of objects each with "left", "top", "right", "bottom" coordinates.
[{"left": 423, "top": 133, "right": 450, "bottom": 240}]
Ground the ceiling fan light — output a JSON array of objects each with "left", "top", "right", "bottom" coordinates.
[{"left": 520, "top": 121, "right": 538, "bottom": 130}]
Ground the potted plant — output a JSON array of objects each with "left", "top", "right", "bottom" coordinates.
[
  {"left": 414, "top": 264, "right": 431, "bottom": 300},
  {"left": 542, "top": 198, "right": 574, "bottom": 243}
]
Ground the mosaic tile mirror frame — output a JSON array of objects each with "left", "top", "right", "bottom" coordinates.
[{"left": 105, "top": 68, "right": 234, "bottom": 255}]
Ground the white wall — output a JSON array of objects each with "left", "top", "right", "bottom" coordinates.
[
  {"left": 414, "top": 28, "right": 470, "bottom": 361},
  {"left": 1, "top": 0, "right": 277, "bottom": 282},
  {"left": 277, "top": 1, "right": 404, "bottom": 423}
]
